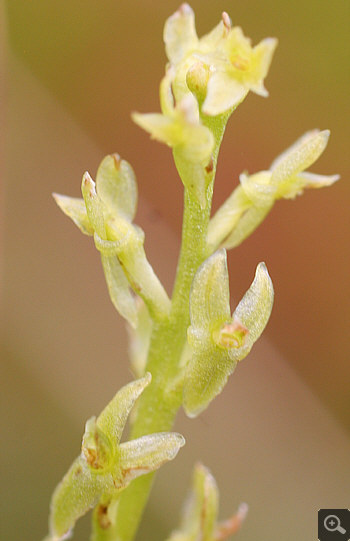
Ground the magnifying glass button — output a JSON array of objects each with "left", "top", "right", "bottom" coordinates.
[{"left": 324, "top": 514, "right": 347, "bottom": 534}]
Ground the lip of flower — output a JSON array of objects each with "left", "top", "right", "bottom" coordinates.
[{"left": 198, "top": 32, "right": 277, "bottom": 115}]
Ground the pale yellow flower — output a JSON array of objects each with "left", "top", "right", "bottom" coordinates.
[
  {"left": 207, "top": 130, "right": 340, "bottom": 251},
  {"left": 164, "top": 4, "right": 277, "bottom": 115}
]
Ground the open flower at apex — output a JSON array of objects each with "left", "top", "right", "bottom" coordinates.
[
  {"left": 200, "top": 26, "right": 277, "bottom": 115},
  {"left": 164, "top": 4, "right": 229, "bottom": 103},
  {"left": 164, "top": 4, "right": 277, "bottom": 116}
]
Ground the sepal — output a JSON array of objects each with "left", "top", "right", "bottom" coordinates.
[
  {"left": 52, "top": 193, "right": 93, "bottom": 236},
  {"left": 81, "top": 172, "right": 106, "bottom": 238},
  {"left": 96, "top": 154, "right": 137, "bottom": 222},
  {"left": 100, "top": 254, "right": 138, "bottom": 329},
  {"left": 119, "top": 432, "right": 185, "bottom": 486},
  {"left": 183, "top": 251, "right": 273, "bottom": 417},
  {"left": 164, "top": 3, "right": 197, "bottom": 66}
]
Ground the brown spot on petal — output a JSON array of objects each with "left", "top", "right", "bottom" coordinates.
[
  {"left": 74, "top": 466, "right": 83, "bottom": 477},
  {"left": 97, "top": 503, "right": 111, "bottom": 530},
  {"left": 205, "top": 157, "right": 214, "bottom": 174}
]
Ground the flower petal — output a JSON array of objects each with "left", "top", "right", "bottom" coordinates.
[
  {"left": 239, "top": 171, "right": 276, "bottom": 206},
  {"left": 127, "top": 298, "right": 152, "bottom": 377},
  {"left": 296, "top": 171, "right": 340, "bottom": 188},
  {"left": 164, "top": 3, "right": 198, "bottom": 65},
  {"left": 119, "top": 432, "right": 185, "bottom": 485},
  {"left": 81, "top": 171, "right": 106, "bottom": 238},
  {"left": 52, "top": 193, "right": 94, "bottom": 236},
  {"left": 271, "top": 130, "right": 330, "bottom": 184},
  {"left": 97, "top": 373, "right": 152, "bottom": 444},
  {"left": 48, "top": 457, "right": 115, "bottom": 541},
  {"left": 206, "top": 186, "right": 251, "bottom": 253},
  {"left": 183, "top": 343, "right": 237, "bottom": 418},
  {"left": 221, "top": 203, "right": 272, "bottom": 249},
  {"left": 232, "top": 262, "right": 274, "bottom": 358},
  {"left": 199, "top": 18, "right": 228, "bottom": 52},
  {"left": 96, "top": 154, "right": 137, "bottom": 222},
  {"left": 250, "top": 37, "right": 278, "bottom": 94},
  {"left": 100, "top": 253, "right": 138, "bottom": 328},
  {"left": 165, "top": 463, "right": 218, "bottom": 540},
  {"left": 189, "top": 250, "right": 231, "bottom": 334},
  {"left": 203, "top": 71, "right": 247, "bottom": 115}
]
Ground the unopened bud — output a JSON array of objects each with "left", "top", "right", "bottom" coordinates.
[{"left": 186, "top": 61, "right": 211, "bottom": 103}]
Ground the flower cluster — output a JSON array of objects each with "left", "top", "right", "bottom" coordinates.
[
  {"left": 54, "top": 154, "right": 170, "bottom": 325},
  {"left": 45, "top": 375, "right": 184, "bottom": 541},
  {"left": 133, "top": 4, "right": 277, "bottom": 207}
]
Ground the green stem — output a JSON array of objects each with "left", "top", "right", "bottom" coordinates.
[
  {"left": 111, "top": 189, "right": 211, "bottom": 541},
  {"left": 104, "top": 116, "right": 228, "bottom": 541}
]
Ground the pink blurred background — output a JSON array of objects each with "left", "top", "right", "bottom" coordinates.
[{"left": 2, "top": 1, "right": 350, "bottom": 540}]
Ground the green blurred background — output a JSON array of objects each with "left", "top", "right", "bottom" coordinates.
[{"left": 2, "top": 1, "right": 350, "bottom": 540}]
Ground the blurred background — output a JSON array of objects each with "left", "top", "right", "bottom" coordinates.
[{"left": 2, "top": 1, "right": 350, "bottom": 540}]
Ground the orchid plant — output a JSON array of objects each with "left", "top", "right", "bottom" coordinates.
[{"left": 44, "top": 4, "right": 338, "bottom": 541}]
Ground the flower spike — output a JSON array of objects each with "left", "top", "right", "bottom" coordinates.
[
  {"left": 45, "top": 374, "right": 185, "bottom": 541},
  {"left": 183, "top": 250, "right": 273, "bottom": 417}
]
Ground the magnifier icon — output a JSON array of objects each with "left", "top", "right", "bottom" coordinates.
[{"left": 324, "top": 514, "right": 346, "bottom": 534}]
